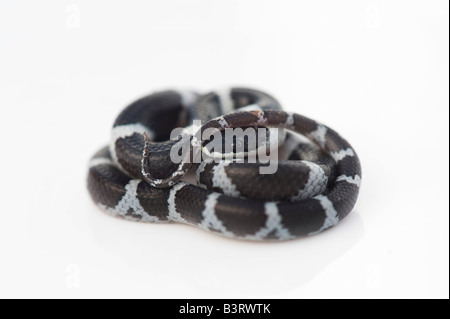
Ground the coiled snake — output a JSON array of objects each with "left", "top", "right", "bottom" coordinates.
[{"left": 87, "top": 88, "right": 361, "bottom": 240}]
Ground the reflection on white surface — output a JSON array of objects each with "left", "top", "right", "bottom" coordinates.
[{"left": 88, "top": 201, "right": 363, "bottom": 297}]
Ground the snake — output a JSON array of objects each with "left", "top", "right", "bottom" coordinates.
[{"left": 87, "top": 88, "right": 361, "bottom": 240}]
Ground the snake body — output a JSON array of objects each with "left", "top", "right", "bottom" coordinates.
[{"left": 87, "top": 88, "right": 361, "bottom": 240}]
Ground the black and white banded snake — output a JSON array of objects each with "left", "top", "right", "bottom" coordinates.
[{"left": 87, "top": 88, "right": 361, "bottom": 240}]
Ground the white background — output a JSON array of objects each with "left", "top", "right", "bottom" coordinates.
[{"left": 0, "top": 0, "right": 448, "bottom": 299}]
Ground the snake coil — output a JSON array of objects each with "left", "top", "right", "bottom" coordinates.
[{"left": 87, "top": 88, "right": 361, "bottom": 240}]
